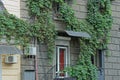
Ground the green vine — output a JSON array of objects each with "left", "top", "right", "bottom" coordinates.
[
  {"left": 0, "top": 0, "right": 113, "bottom": 80},
  {"left": 57, "top": 0, "right": 112, "bottom": 80},
  {"left": 26, "top": 0, "right": 56, "bottom": 60},
  {"left": 0, "top": 0, "right": 56, "bottom": 60},
  {"left": 87, "top": 0, "right": 112, "bottom": 49},
  {"left": 0, "top": 11, "right": 31, "bottom": 46}
]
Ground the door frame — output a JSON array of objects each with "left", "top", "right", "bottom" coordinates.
[
  {"left": 54, "top": 36, "right": 71, "bottom": 78},
  {"left": 56, "top": 46, "right": 68, "bottom": 77}
]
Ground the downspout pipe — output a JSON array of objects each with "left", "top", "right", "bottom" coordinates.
[{"left": 34, "top": 38, "right": 38, "bottom": 80}]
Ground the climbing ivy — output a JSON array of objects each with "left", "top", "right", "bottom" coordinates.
[
  {"left": 26, "top": 0, "right": 113, "bottom": 79},
  {"left": 26, "top": 0, "right": 56, "bottom": 60},
  {"left": 87, "top": 0, "right": 112, "bottom": 49},
  {"left": 0, "top": 0, "right": 56, "bottom": 60},
  {"left": 0, "top": 0, "right": 113, "bottom": 80},
  {"left": 0, "top": 11, "right": 31, "bottom": 46},
  {"left": 57, "top": 0, "right": 112, "bottom": 80}
]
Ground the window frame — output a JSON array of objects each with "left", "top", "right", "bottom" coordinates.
[
  {"left": 56, "top": 46, "right": 68, "bottom": 77},
  {"left": 52, "top": 0, "right": 72, "bottom": 19},
  {"left": 54, "top": 36, "right": 71, "bottom": 78},
  {"left": 91, "top": 50, "right": 105, "bottom": 80}
]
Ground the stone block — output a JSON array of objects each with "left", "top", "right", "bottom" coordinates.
[
  {"left": 105, "top": 62, "right": 113, "bottom": 68},
  {"left": 108, "top": 44, "right": 119, "bottom": 51},
  {"left": 74, "top": 11, "right": 87, "bottom": 19},
  {"left": 111, "top": 51, "right": 120, "bottom": 57},
  {"left": 21, "top": 58, "right": 35, "bottom": 65},
  {"left": 117, "top": 70, "right": 120, "bottom": 75},
  {"left": 70, "top": 54, "right": 78, "bottom": 61},
  {"left": 39, "top": 45, "right": 48, "bottom": 52},
  {"left": 38, "top": 73, "right": 53, "bottom": 80},
  {"left": 113, "top": 17, "right": 120, "bottom": 24},
  {"left": 20, "top": 9, "right": 29, "bottom": 18},
  {"left": 117, "top": 32, "right": 120, "bottom": 38},
  {"left": 107, "top": 69, "right": 118, "bottom": 75},
  {"left": 112, "top": 11, "right": 120, "bottom": 18},
  {"left": 111, "top": 37, "right": 119, "bottom": 44},
  {"left": 106, "top": 56, "right": 118, "bottom": 63},
  {"left": 38, "top": 66, "right": 53, "bottom": 74},
  {"left": 111, "top": 5, "right": 117, "bottom": 11},
  {"left": 71, "top": 47, "right": 80, "bottom": 54},
  {"left": 105, "top": 76, "right": 113, "bottom": 80},
  {"left": 117, "top": 58, "right": 120, "bottom": 63},
  {"left": 112, "top": 76, "right": 120, "bottom": 80},
  {"left": 72, "top": 4, "right": 80, "bottom": 11},
  {"left": 79, "top": 5, "right": 87, "bottom": 12},
  {"left": 116, "top": 5, "right": 120, "bottom": 12},
  {"left": 20, "top": 1, "right": 28, "bottom": 10},
  {"left": 110, "top": 30, "right": 118, "bottom": 37},
  {"left": 38, "top": 58, "right": 50, "bottom": 66},
  {"left": 70, "top": 60, "right": 77, "bottom": 66},
  {"left": 75, "top": 0, "right": 87, "bottom": 5},
  {"left": 112, "top": 63, "right": 120, "bottom": 69},
  {"left": 105, "top": 69, "right": 108, "bottom": 75},
  {"left": 37, "top": 51, "right": 48, "bottom": 59},
  {"left": 111, "top": 24, "right": 119, "bottom": 31}
]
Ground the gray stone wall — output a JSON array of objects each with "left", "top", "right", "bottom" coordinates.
[
  {"left": 70, "top": 38, "right": 80, "bottom": 66},
  {"left": 19, "top": 0, "right": 89, "bottom": 80},
  {"left": 72, "top": 0, "right": 87, "bottom": 19},
  {"left": 104, "top": 0, "right": 120, "bottom": 80},
  {"left": 37, "top": 43, "right": 53, "bottom": 80},
  {"left": 20, "top": 0, "right": 120, "bottom": 80},
  {"left": 71, "top": 0, "right": 120, "bottom": 80},
  {"left": 20, "top": 0, "right": 53, "bottom": 80},
  {"left": 20, "top": 0, "right": 29, "bottom": 20},
  {"left": 21, "top": 43, "right": 53, "bottom": 80}
]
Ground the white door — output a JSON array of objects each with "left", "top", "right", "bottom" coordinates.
[{"left": 0, "top": 55, "right": 2, "bottom": 80}]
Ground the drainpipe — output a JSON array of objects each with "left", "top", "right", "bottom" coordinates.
[
  {"left": 34, "top": 38, "right": 38, "bottom": 80},
  {"left": 35, "top": 55, "right": 38, "bottom": 80}
]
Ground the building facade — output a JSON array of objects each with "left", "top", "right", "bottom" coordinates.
[
  {"left": 0, "top": 0, "right": 120, "bottom": 80},
  {"left": 0, "top": 0, "right": 21, "bottom": 80}
]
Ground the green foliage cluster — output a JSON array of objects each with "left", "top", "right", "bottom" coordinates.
[
  {"left": 58, "top": 0, "right": 112, "bottom": 80},
  {"left": 0, "top": 0, "right": 112, "bottom": 79},
  {"left": 0, "top": 11, "right": 31, "bottom": 46},
  {"left": 58, "top": 2, "right": 97, "bottom": 80},
  {"left": 26, "top": 0, "right": 113, "bottom": 79},
  {"left": 26, "top": 0, "right": 56, "bottom": 60},
  {"left": 0, "top": 0, "right": 56, "bottom": 60},
  {"left": 87, "top": 0, "right": 112, "bottom": 49}
]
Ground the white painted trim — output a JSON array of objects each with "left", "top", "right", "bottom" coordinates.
[
  {"left": 56, "top": 46, "right": 69, "bottom": 77},
  {"left": 54, "top": 36, "right": 70, "bottom": 78}
]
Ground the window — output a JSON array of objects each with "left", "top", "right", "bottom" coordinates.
[
  {"left": 91, "top": 50, "right": 105, "bottom": 80},
  {"left": 91, "top": 50, "right": 104, "bottom": 68},
  {"left": 24, "top": 70, "right": 35, "bottom": 80},
  {"left": 56, "top": 46, "right": 69, "bottom": 78},
  {"left": 52, "top": 0, "right": 72, "bottom": 19},
  {"left": 55, "top": 36, "right": 71, "bottom": 78}
]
